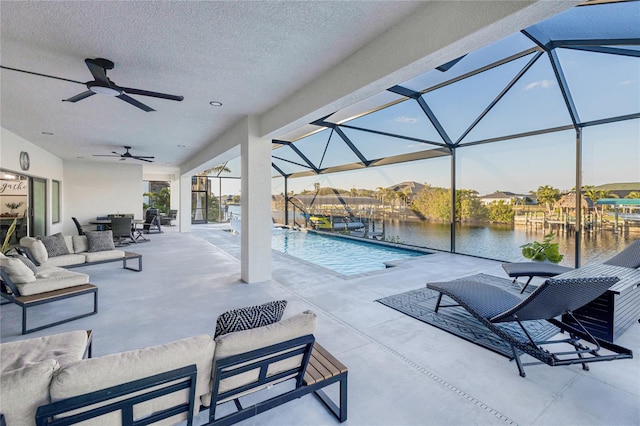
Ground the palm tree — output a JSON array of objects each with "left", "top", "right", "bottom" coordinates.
[
  {"left": 198, "top": 162, "right": 232, "bottom": 222},
  {"left": 536, "top": 185, "right": 561, "bottom": 216}
]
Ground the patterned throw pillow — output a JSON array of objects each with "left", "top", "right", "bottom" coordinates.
[
  {"left": 39, "top": 233, "right": 70, "bottom": 258},
  {"left": 85, "top": 231, "right": 116, "bottom": 253},
  {"left": 214, "top": 300, "right": 288, "bottom": 338}
]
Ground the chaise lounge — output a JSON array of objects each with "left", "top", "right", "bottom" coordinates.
[{"left": 427, "top": 276, "right": 633, "bottom": 377}]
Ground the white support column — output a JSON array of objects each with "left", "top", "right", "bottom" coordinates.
[
  {"left": 178, "top": 174, "right": 192, "bottom": 233},
  {"left": 241, "top": 116, "right": 272, "bottom": 283}
]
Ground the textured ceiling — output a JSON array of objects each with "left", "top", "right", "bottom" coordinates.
[{"left": 0, "top": 1, "right": 425, "bottom": 171}]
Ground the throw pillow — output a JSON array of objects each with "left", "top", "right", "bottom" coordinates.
[
  {"left": 39, "top": 233, "right": 70, "bottom": 258},
  {"left": 214, "top": 300, "right": 287, "bottom": 338},
  {"left": 19, "top": 237, "right": 48, "bottom": 264},
  {"left": 72, "top": 235, "right": 89, "bottom": 253},
  {"left": 0, "top": 256, "right": 36, "bottom": 284},
  {"left": 8, "top": 254, "right": 38, "bottom": 275},
  {"left": 85, "top": 231, "right": 115, "bottom": 253}
]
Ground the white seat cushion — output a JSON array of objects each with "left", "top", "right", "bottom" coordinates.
[
  {"left": 40, "top": 253, "right": 87, "bottom": 267},
  {"left": 16, "top": 267, "right": 89, "bottom": 296},
  {"left": 0, "top": 359, "right": 59, "bottom": 426},
  {"left": 202, "top": 310, "right": 317, "bottom": 406},
  {"left": 50, "top": 335, "right": 215, "bottom": 425},
  {"left": 83, "top": 250, "right": 125, "bottom": 263},
  {"left": 0, "top": 330, "right": 89, "bottom": 373}
]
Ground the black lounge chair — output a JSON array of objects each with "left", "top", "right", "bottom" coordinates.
[
  {"left": 427, "top": 276, "right": 633, "bottom": 377},
  {"left": 503, "top": 239, "right": 640, "bottom": 293}
]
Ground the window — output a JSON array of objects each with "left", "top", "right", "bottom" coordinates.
[{"left": 52, "top": 180, "right": 60, "bottom": 224}]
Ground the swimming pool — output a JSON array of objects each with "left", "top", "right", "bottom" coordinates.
[{"left": 271, "top": 230, "right": 427, "bottom": 275}]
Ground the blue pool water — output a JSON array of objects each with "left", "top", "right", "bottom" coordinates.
[{"left": 271, "top": 230, "right": 427, "bottom": 275}]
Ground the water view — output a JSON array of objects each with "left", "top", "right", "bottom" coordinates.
[{"left": 381, "top": 219, "right": 635, "bottom": 266}]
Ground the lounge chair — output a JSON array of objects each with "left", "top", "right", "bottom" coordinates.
[
  {"left": 503, "top": 239, "right": 640, "bottom": 293},
  {"left": 427, "top": 276, "right": 633, "bottom": 377}
]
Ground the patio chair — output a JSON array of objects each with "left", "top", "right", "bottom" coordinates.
[
  {"left": 71, "top": 217, "right": 95, "bottom": 236},
  {"left": 161, "top": 209, "right": 177, "bottom": 226},
  {"left": 503, "top": 239, "right": 640, "bottom": 293},
  {"left": 110, "top": 216, "right": 133, "bottom": 246},
  {"left": 427, "top": 276, "right": 633, "bottom": 377},
  {"left": 142, "top": 208, "right": 162, "bottom": 233}
]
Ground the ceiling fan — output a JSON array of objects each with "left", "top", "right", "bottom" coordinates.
[
  {"left": 93, "top": 146, "right": 155, "bottom": 163},
  {"left": 0, "top": 58, "right": 183, "bottom": 112}
]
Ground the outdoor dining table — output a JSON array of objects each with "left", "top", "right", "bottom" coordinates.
[
  {"left": 554, "top": 263, "right": 640, "bottom": 342},
  {"left": 88, "top": 218, "right": 148, "bottom": 242}
]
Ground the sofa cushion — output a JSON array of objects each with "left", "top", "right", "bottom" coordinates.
[
  {"left": 0, "top": 256, "right": 36, "bottom": 284},
  {"left": 83, "top": 249, "right": 125, "bottom": 263},
  {"left": 0, "top": 359, "right": 59, "bottom": 426},
  {"left": 50, "top": 335, "right": 215, "bottom": 425},
  {"left": 11, "top": 254, "right": 38, "bottom": 275},
  {"left": 0, "top": 330, "right": 89, "bottom": 373},
  {"left": 40, "top": 253, "right": 87, "bottom": 267},
  {"left": 64, "top": 235, "right": 74, "bottom": 253},
  {"left": 72, "top": 235, "right": 89, "bottom": 253},
  {"left": 214, "top": 299, "right": 288, "bottom": 338},
  {"left": 19, "top": 236, "right": 48, "bottom": 265},
  {"left": 85, "top": 231, "right": 115, "bottom": 252},
  {"left": 40, "top": 232, "right": 70, "bottom": 257},
  {"left": 203, "top": 310, "right": 317, "bottom": 406},
  {"left": 16, "top": 267, "right": 89, "bottom": 296}
]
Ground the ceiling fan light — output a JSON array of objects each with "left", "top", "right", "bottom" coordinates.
[{"left": 88, "top": 84, "right": 121, "bottom": 96}]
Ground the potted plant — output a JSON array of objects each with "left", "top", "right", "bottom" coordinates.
[
  {"left": 520, "top": 232, "right": 564, "bottom": 263},
  {"left": 4, "top": 201, "right": 24, "bottom": 217}
]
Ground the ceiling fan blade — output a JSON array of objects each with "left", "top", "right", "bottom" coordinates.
[
  {"left": 120, "top": 87, "right": 184, "bottom": 101},
  {"left": 117, "top": 94, "right": 155, "bottom": 112},
  {"left": 0, "top": 65, "right": 85, "bottom": 85},
  {"left": 92, "top": 154, "right": 121, "bottom": 157},
  {"left": 135, "top": 157, "right": 154, "bottom": 163},
  {"left": 63, "top": 91, "right": 96, "bottom": 103},
  {"left": 84, "top": 58, "right": 111, "bottom": 85},
  {"left": 132, "top": 155, "right": 155, "bottom": 159}
]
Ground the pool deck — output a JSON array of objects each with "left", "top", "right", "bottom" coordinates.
[{"left": 1, "top": 223, "right": 638, "bottom": 425}]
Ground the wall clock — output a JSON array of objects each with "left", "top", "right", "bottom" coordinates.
[{"left": 19, "top": 151, "right": 30, "bottom": 171}]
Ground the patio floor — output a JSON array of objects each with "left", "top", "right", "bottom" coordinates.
[{"left": 1, "top": 224, "right": 638, "bottom": 425}]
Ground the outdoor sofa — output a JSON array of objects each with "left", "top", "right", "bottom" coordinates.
[
  {"left": 19, "top": 232, "right": 141, "bottom": 272},
  {"left": 0, "top": 305, "right": 348, "bottom": 426},
  {"left": 0, "top": 252, "right": 97, "bottom": 334}
]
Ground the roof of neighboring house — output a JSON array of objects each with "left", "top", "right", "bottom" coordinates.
[
  {"left": 293, "top": 194, "right": 380, "bottom": 206},
  {"left": 479, "top": 191, "right": 525, "bottom": 199},
  {"left": 386, "top": 181, "right": 425, "bottom": 195}
]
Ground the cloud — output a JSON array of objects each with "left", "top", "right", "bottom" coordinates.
[
  {"left": 395, "top": 116, "right": 418, "bottom": 124},
  {"left": 525, "top": 79, "right": 555, "bottom": 90}
]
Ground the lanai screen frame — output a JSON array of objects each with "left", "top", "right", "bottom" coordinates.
[{"left": 271, "top": 1, "right": 640, "bottom": 267}]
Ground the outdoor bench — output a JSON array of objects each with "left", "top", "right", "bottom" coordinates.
[{"left": 0, "top": 267, "right": 98, "bottom": 335}]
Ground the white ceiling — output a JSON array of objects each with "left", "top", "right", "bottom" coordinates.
[{"left": 1, "top": 1, "right": 425, "bottom": 170}]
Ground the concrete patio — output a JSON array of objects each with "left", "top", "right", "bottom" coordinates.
[{"left": 1, "top": 224, "right": 638, "bottom": 425}]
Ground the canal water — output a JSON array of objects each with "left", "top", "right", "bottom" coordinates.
[{"left": 382, "top": 219, "right": 637, "bottom": 267}]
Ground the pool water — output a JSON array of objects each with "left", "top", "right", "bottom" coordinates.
[{"left": 271, "top": 230, "right": 427, "bottom": 275}]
